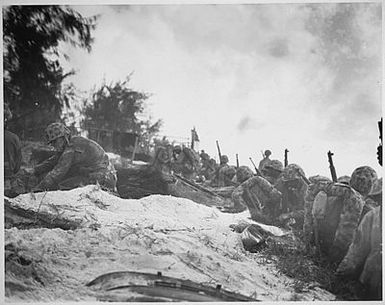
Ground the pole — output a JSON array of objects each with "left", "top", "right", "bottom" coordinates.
[{"left": 131, "top": 135, "right": 139, "bottom": 164}]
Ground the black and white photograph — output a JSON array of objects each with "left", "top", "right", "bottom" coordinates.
[{"left": 3, "top": 0, "right": 383, "bottom": 302}]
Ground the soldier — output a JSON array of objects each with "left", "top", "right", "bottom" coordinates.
[
  {"left": 261, "top": 159, "right": 283, "bottom": 185},
  {"left": 336, "top": 179, "right": 382, "bottom": 300},
  {"left": 152, "top": 144, "right": 173, "bottom": 174},
  {"left": 171, "top": 145, "right": 200, "bottom": 180},
  {"left": 232, "top": 165, "right": 281, "bottom": 224},
  {"left": 210, "top": 155, "right": 230, "bottom": 186},
  {"left": 303, "top": 166, "right": 377, "bottom": 264},
  {"left": 274, "top": 164, "right": 308, "bottom": 228},
  {"left": 217, "top": 165, "right": 237, "bottom": 187},
  {"left": 4, "top": 103, "right": 24, "bottom": 197},
  {"left": 32, "top": 122, "right": 117, "bottom": 192},
  {"left": 258, "top": 149, "right": 271, "bottom": 172},
  {"left": 199, "top": 150, "right": 214, "bottom": 180}
]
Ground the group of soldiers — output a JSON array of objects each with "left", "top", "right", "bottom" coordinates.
[
  {"left": 4, "top": 104, "right": 117, "bottom": 197},
  {"left": 4, "top": 103, "right": 382, "bottom": 300},
  {"left": 154, "top": 145, "right": 382, "bottom": 300}
]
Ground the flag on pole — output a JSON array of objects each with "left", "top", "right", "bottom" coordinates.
[{"left": 191, "top": 127, "right": 200, "bottom": 142}]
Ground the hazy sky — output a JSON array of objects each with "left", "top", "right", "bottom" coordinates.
[{"left": 59, "top": 2, "right": 382, "bottom": 178}]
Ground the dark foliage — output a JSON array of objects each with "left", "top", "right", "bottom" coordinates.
[{"left": 3, "top": 5, "right": 97, "bottom": 134}]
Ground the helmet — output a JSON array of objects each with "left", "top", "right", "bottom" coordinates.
[
  {"left": 4, "top": 103, "right": 12, "bottom": 122},
  {"left": 282, "top": 164, "right": 305, "bottom": 181},
  {"left": 173, "top": 145, "right": 182, "bottom": 153},
  {"left": 350, "top": 166, "right": 377, "bottom": 196},
  {"left": 200, "top": 151, "right": 210, "bottom": 161},
  {"left": 223, "top": 166, "right": 237, "bottom": 179},
  {"left": 337, "top": 175, "right": 350, "bottom": 185},
  {"left": 309, "top": 175, "right": 331, "bottom": 184},
  {"left": 264, "top": 159, "right": 283, "bottom": 172},
  {"left": 264, "top": 150, "right": 272, "bottom": 157},
  {"left": 368, "top": 177, "right": 382, "bottom": 197},
  {"left": 220, "top": 155, "right": 229, "bottom": 164},
  {"left": 236, "top": 166, "right": 254, "bottom": 183},
  {"left": 45, "top": 122, "right": 71, "bottom": 143}
]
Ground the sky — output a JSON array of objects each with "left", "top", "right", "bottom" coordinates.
[{"left": 58, "top": 2, "right": 383, "bottom": 178}]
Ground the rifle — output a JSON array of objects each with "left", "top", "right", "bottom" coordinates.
[
  {"left": 327, "top": 151, "right": 337, "bottom": 182},
  {"left": 174, "top": 173, "right": 224, "bottom": 199},
  {"left": 216, "top": 140, "right": 222, "bottom": 162},
  {"left": 261, "top": 150, "right": 264, "bottom": 158},
  {"left": 249, "top": 157, "right": 263, "bottom": 176},
  {"left": 284, "top": 149, "right": 289, "bottom": 167},
  {"left": 236, "top": 154, "right": 239, "bottom": 169}
]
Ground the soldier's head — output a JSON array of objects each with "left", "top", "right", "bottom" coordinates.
[
  {"left": 200, "top": 151, "right": 210, "bottom": 161},
  {"left": 220, "top": 155, "right": 229, "bottom": 165},
  {"left": 350, "top": 166, "right": 377, "bottom": 196},
  {"left": 226, "top": 165, "right": 237, "bottom": 178},
  {"left": 45, "top": 122, "right": 71, "bottom": 151},
  {"left": 262, "top": 159, "right": 283, "bottom": 178},
  {"left": 236, "top": 166, "right": 254, "bottom": 183},
  {"left": 281, "top": 164, "right": 306, "bottom": 189},
  {"left": 173, "top": 145, "right": 182, "bottom": 155},
  {"left": 264, "top": 150, "right": 272, "bottom": 158},
  {"left": 4, "top": 103, "right": 12, "bottom": 124}
]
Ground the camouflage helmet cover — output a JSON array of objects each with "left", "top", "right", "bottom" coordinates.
[
  {"left": 220, "top": 155, "right": 229, "bottom": 164},
  {"left": 350, "top": 166, "right": 377, "bottom": 196},
  {"left": 264, "top": 159, "right": 283, "bottom": 172},
  {"left": 282, "top": 163, "right": 305, "bottom": 181},
  {"left": 337, "top": 175, "right": 351, "bottom": 185},
  {"left": 236, "top": 166, "right": 254, "bottom": 183},
  {"left": 309, "top": 175, "right": 331, "bottom": 184},
  {"left": 223, "top": 166, "right": 237, "bottom": 178},
  {"left": 173, "top": 145, "right": 182, "bottom": 153},
  {"left": 45, "top": 122, "right": 71, "bottom": 143}
]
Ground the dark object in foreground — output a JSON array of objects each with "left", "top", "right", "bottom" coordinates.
[
  {"left": 117, "top": 164, "right": 170, "bottom": 198},
  {"left": 87, "top": 271, "right": 259, "bottom": 302}
]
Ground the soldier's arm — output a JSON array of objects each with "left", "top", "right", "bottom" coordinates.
[
  {"left": 330, "top": 191, "right": 364, "bottom": 263},
  {"left": 336, "top": 209, "right": 373, "bottom": 277},
  {"left": 248, "top": 176, "right": 282, "bottom": 201},
  {"left": 34, "top": 153, "right": 60, "bottom": 176},
  {"left": 36, "top": 149, "right": 74, "bottom": 190}
]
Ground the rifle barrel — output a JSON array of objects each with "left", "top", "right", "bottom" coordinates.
[{"left": 249, "top": 157, "right": 262, "bottom": 176}]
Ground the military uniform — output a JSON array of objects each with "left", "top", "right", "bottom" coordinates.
[
  {"left": 336, "top": 177, "right": 382, "bottom": 299},
  {"left": 4, "top": 130, "right": 25, "bottom": 197},
  {"left": 171, "top": 146, "right": 200, "bottom": 180},
  {"left": 152, "top": 145, "right": 172, "bottom": 174},
  {"left": 232, "top": 175, "right": 282, "bottom": 224},
  {"left": 217, "top": 165, "right": 236, "bottom": 187},
  {"left": 303, "top": 166, "right": 377, "bottom": 264},
  {"left": 258, "top": 157, "right": 271, "bottom": 172},
  {"left": 337, "top": 206, "right": 382, "bottom": 300},
  {"left": 209, "top": 155, "right": 229, "bottom": 186},
  {"left": 272, "top": 164, "right": 307, "bottom": 228},
  {"left": 35, "top": 136, "right": 117, "bottom": 192}
]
